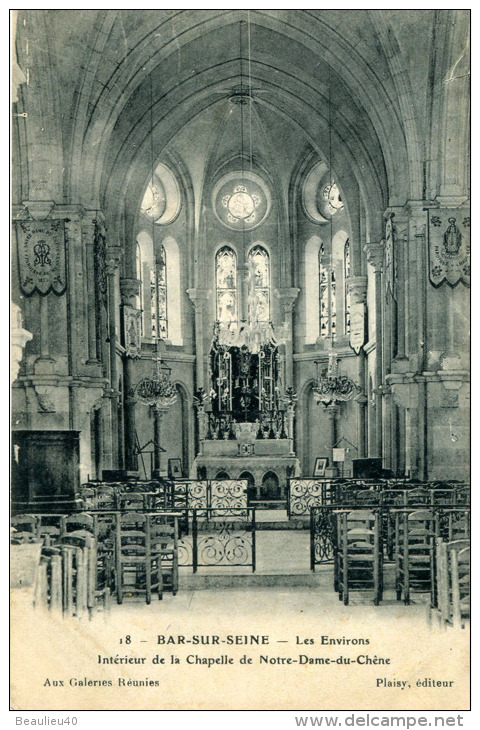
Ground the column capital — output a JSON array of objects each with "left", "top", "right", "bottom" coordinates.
[
  {"left": 347, "top": 275, "right": 368, "bottom": 304},
  {"left": 105, "top": 245, "right": 123, "bottom": 274},
  {"left": 435, "top": 195, "right": 469, "bottom": 208},
  {"left": 363, "top": 242, "right": 385, "bottom": 273},
  {"left": 187, "top": 288, "right": 211, "bottom": 310},
  {"left": 274, "top": 287, "right": 300, "bottom": 313},
  {"left": 120, "top": 278, "right": 141, "bottom": 306},
  {"left": 21, "top": 200, "right": 55, "bottom": 220},
  {"left": 402, "top": 200, "right": 428, "bottom": 230}
]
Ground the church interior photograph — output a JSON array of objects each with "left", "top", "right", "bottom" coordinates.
[{"left": 11, "top": 10, "right": 470, "bottom": 630}]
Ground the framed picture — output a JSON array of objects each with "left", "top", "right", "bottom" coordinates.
[
  {"left": 168, "top": 458, "right": 183, "bottom": 479},
  {"left": 313, "top": 457, "right": 329, "bottom": 477}
]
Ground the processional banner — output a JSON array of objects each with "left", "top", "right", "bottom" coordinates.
[
  {"left": 15, "top": 219, "right": 67, "bottom": 296},
  {"left": 428, "top": 208, "right": 470, "bottom": 288}
]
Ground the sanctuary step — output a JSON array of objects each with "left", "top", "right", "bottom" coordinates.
[
  {"left": 254, "top": 510, "right": 309, "bottom": 530},
  {"left": 249, "top": 500, "right": 287, "bottom": 510},
  {"left": 179, "top": 572, "right": 327, "bottom": 590}
]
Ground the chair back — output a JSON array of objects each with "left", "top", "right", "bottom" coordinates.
[
  {"left": 11, "top": 514, "right": 37, "bottom": 533},
  {"left": 64, "top": 513, "right": 96, "bottom": 536}
]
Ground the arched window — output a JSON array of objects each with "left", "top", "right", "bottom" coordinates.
[
  {"left": 216, "top": 246, "right": 237, "bottom": 326},
  {"left": 137, "top": 232, "right": 182, "bottom": 345},
  {"left": 136, "top": 242, "right": 143, "bottom": 335},
  {"left": 155, "top": 245, "right": 168, "bottom": 339},
  {"left": 319, "top": 244, "right": 336, "bottom": 341},
  {"left": 344, "top": 239, "right": 351, "bottom": 335},
  {"left": 305, "top": 236, "right": 322, "bottom": 343},
  {"left": 248, "top": 245, "right": 270, "bottom": 322}
]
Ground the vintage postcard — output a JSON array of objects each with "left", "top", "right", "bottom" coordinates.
[{"left": 10, "top": 8, "right": 470, "bottom": 714}]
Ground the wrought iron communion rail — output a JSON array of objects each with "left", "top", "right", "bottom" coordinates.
[
  {"left": 289, "top": 478, "right": 470, "bottom": 517},
  {"left": 310, "top": 504, "right": 470, "bottom": 570},
  {"left": 178, "top": 508, "right": 256, "bottom": 573}
]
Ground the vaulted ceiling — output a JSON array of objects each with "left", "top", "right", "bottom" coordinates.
[{"left": 15, "top": 9, "right": 462, "bottom": 244}]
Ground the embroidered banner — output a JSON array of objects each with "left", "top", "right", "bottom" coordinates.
[
  {"left": 349, "top": 302, "right": 365, "bottom": 355},
  {"left": 384, "top": 213, "right": 396, "bottom": 300},
  {"left": 16, "top": 220, "right": 66, "bottom": 296},
  {"left": 123, "top": 306, "right": 142, "bottom": 358},
  {"left": 428, "top": 208, "right": 470, "bottom": 287}
]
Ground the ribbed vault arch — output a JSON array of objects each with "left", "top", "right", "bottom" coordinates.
[{"left": 66, "top": 11, "right": 409, "bottom": 210}]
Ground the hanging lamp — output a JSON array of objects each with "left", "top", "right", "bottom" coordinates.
[{"left": 135, "top": 72, "right": 177, "bottom": 410}]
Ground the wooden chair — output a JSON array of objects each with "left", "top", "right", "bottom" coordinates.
[
  {"left": 454, "top": 486, "right": 470, "bottom": 506},
  {"left": 395, "top": 509, "right": 436, "bottom": 605},
  {"left": 114, "top": 513, "right": 161, "bottom": 604},
  {"left": 35, "top": 546, "right": 63, "bottom": 611},
  {"left": 63, "top": 512, "right": 96, "bottom": 536},
  {"left": 450, "top": 541, "right": 470, "bottom": 628},
  {"left": 93, "top": 486, "right": 117, "bottom": 511},
  {"left": 11, "top": 514, "right": 37, "bottom": 534},
  {"left": 354, "top": 489, "right": 380, "bottom": 506},
  {"left": 446, "top": 509, "right": 470, "bottom": 542},
  {"left": 436, "top": 538, "right": 470, "bottom": 629},
  {"left": 405, "top": 488, "right": 430, "bottom": 507},
  {"left": 11, "top": 531, "right": 42, "bottom": 545},
  {"left": 116, "top": 492, "right": 150, "bottom": 511},
  {"left": 149, "top": 514, "right": 179, "bottom": 597},
  {"left": 430, "top": 488, "right": 456, "bottom": 505},
  {"left": 58, "top": 530, "right": 91, "bottom": 617},
  {"left": 63, "top": 515, "right": 111, "bottom": 614},
  {"left": 336, "top": 510, "right": 382, "bottom": 606},
  {"left": 79, "top": 487, "right": 96, "bottom": 510},
  {"left": 36, "top": 514, "right": 64, "bottom": 546},
  {"left": 380, "top": 492, "right": 403, "bottom": 560}
]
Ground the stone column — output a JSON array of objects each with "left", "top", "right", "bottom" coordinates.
[
  {"left": 388, "top": 377, "right": 420, "bottom": 479},
  {"left": 152, "top": 405, "right": 169, "bottom": 478},
  {"left": 286, "top": 403, "right": 296, "bottom": 456},
  {"left": 274, "top": 287, "right": 300, "bottom": 388},
  {"left": 347, "top": 276, "right": 368, "bottom": 457},
  {"left": 11, "top": 303, "right": 32, "bottom": 383},
  {"left": 382, "top": 386, "right": 393, "bottom": 471},
  {"left": 187, "top": 288, "right": 211, "bottom": 391},
  {"left": 105, "top": 245, "right": 123, "bottom": 467},
  {"left": 82, "top": 216, "right": 99, "bottom": 363},
  {"left": 364, "top": 242, "right": 384, "bottom": 459},
  {"left": 386, "top": 208, "right": 409, "bottom": 361},
  {"left": 120, "top": 278, "right": 141, "bottom": 472},
  {"left": 326, "top": 404, "right": 338, "bottom": 475},
  {"left": 327, "top": 404, "right": 338, "bottom": 453}
]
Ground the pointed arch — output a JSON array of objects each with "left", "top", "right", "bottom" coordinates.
[
  {"left": 305, "top": 235, "right": 322, "bottom": 344},
  {"left": 247, "top": 244, "right": 271, "bottom": 322},
  {"left": 215, "top": 245, "right": 238, "bottom": 326}
]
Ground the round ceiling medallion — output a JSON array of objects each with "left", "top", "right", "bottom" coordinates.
[{"left": 213, "top": 172, "right": 271, "bottom": 231}]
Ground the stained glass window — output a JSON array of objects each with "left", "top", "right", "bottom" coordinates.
[
  {"left": 156, "top": 245, "right": 168, "bottom": 339},
  {"left": 248, "top": 245, "right": 270, "bottom": 322},
  {"left": 150, "top": 266, "right": 157, "bottom": 338},
  {"left": 136, "top": 242, "right": 143, "bottom": 336},
  {"left": 344, "top": 239, "right": 351, "bottom": 335},
  {"left": 216, "top": 246, "right": 237, "bottom": 325},
  {"left": 319, "top": 244, "right": 336, "bottom": 341}
]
